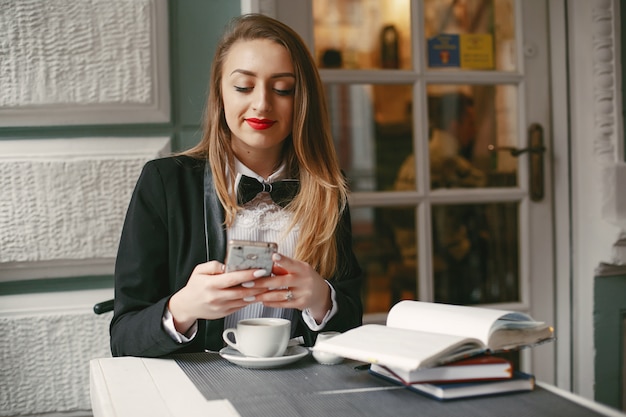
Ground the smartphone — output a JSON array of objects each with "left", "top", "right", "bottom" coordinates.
[{"left": 224, "top": 240, "right": 278, "bottom": 276}]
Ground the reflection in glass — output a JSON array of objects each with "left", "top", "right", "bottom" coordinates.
[
  {"left": 432, "top": 202, "right": 519, "bottom": 305},
  {"left": 313, "top": 0, "right": 411, "bottom": 70},
  {"left": 424, "top": 0, "right": 516, "bottom": 71},
  {"left": 423, "top": 84, "right": 518, "bottom": 190},
  {"left": 325, "top": 83, "right": 414, "bottom": 192},
  {"left": 351, "top": 206, "right": 418, "bottom": 314}
]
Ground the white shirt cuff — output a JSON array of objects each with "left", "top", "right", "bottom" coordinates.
[
  {"left": 301, "top": 280, "right": 338, "bottom": 331},
  {"left": 162, "top": 307, "right": 198, "bottom": 343}
]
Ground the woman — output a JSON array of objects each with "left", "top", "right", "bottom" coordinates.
[{"left": 110, "top": 14, "right": 363, "bottom": 357}]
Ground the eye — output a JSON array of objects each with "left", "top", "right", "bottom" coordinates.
[
  {"left": 234, "top": 86, "right": 252, "bottom": 93},
  {"left": 274, "top": 88, "right": 294, "bottom": 96}
]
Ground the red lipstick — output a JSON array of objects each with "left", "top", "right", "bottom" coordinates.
[{"left": 245, "top": 118, "right": 276, "bottom": 130}]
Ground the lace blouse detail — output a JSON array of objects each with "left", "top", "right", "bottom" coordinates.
[{"left": 228, "top": 192, "right": 299, "bottom": 258}]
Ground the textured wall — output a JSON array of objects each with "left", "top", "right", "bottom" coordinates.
[
  {"left": 0, "top": 0, "right": 153, "bottom": 107},
  {"left": 0, "top": 0, "right": 170, "bottom": 126},
  {"left": 0, "top": 0, "right": 172, "bottom": 415},
  {"left": 1, "top": 159, "right": 146, "bottom": 263},
  {"left": 0, "top": 310, "right": 112, "bottom": 416},
  {"left": 0, "top": 137, "right": 170, "bottom": 276}
]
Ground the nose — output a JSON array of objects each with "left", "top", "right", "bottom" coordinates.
[{"left": 252, "top": 87, "right": 271, "bottom": 113}]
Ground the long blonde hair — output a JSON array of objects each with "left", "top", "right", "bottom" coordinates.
[{"left": 184, "top": 14, "right": 348, "bottom": 279}]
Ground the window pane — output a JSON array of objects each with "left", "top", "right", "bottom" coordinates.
[
  {"left": 351, "top": 206, "right": 418, "bottom": 314},
  {"left": 313, "top": 0, "right": 412, "bottom": 70},
  {"left": 326, "top": 84, "right": 414, "bottom": 192},
  {"left": 432, "top": 202, "right": 519, "bottom": 305},
  {"left": 427, "top": 84, "right": 519, "bottom": 190},
  {"left": 424, "top": 0, "right": 516, "bottom": 71}
]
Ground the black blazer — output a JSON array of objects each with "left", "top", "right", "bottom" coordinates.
[{"left": 110, "top": 155, "right": 363, "bottom": 357}]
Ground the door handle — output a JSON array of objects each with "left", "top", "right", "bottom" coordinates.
[{"left": 487, "top": 123, "right": 546, "bottom": 201}]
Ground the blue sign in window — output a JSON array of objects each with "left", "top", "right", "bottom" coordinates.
[{"left": 428, "top": 34, "right": 460, "bottom": 67}]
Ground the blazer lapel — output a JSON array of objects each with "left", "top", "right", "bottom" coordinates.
[{"left": 203, "top": 161, "right": 226, "bottom": 261}]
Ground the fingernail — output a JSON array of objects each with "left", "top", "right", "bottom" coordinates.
[
  {"left": 241, "top": 281, "right": 255, "bottom": 288},
  {"left": 253, "top": 269, "right": 268, "bottom": 278},
  {"left": 272, "top": 253, "right": 281, "bottom": 261},
  {"left": 243, "top": 296, "right": 256, "bottom": 302},
  {"left": 221, "top": 264, "right": 225, "bottom": 271}
]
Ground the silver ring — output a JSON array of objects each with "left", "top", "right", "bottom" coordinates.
[{"left": 285, "top": 290, "right": 293, "bottom": 301}]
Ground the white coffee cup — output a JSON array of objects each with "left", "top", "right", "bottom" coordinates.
[{"left": 222, "top": 318, "right": 290, "bottom": 358}]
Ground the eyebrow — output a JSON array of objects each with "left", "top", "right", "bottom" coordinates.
[{"left": 230, "top": 69, "right": 295, "bottom": 79}]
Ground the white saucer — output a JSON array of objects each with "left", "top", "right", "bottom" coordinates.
[{"left": 219, "top": 345, "right": 309, "bottom": 369}]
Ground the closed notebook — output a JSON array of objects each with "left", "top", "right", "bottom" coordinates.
[
  {"left": 369, "top": 355, "right": 513, "bottom": 384},
  {"left": 386, "top": 372, "right": 536, "bottom": 401}
]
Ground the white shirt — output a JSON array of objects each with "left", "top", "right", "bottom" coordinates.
[{"left": 162, "top": 159, "right": 337, "bottom": 343}]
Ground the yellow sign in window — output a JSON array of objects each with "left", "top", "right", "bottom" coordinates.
[{"left": 460, "top": 34, "right": 494, "bottom": 69}]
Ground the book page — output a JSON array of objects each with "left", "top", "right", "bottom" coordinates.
[
  {"left": 312, "top": 324, "right": 485, "bottom": 371},
  {"left": 386, "top": 301, "right": 529, "bottom": 346}
]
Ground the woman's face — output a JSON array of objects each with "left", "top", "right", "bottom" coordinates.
[{"left": 221, "top": 39, "right": 295, "bottom": 158}]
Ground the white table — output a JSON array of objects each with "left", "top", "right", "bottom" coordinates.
[
  {"left": 90, "top": 354, "right": 626, "bottom": 417},
  {"left": 90, "top": 356, "right": 240, "bottom": 417}
]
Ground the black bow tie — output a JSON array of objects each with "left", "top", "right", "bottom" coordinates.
[{"left": 237, "top": 175, "right": 300, "bottom": 207}]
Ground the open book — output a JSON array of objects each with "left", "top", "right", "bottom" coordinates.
[{"left": 312, "top": 300, "right": 554, "bottom": 372}]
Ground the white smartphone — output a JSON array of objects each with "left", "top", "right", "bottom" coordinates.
[{"left": 224, "top": 240, "right": 278, "bottom": 277}]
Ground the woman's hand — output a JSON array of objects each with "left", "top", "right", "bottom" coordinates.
[
  {"left": 254, "top": 253, "right": 332, "bottom": 324},
  {"left": 167, "top": 261, "right": 270, "bottom": 334}
]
